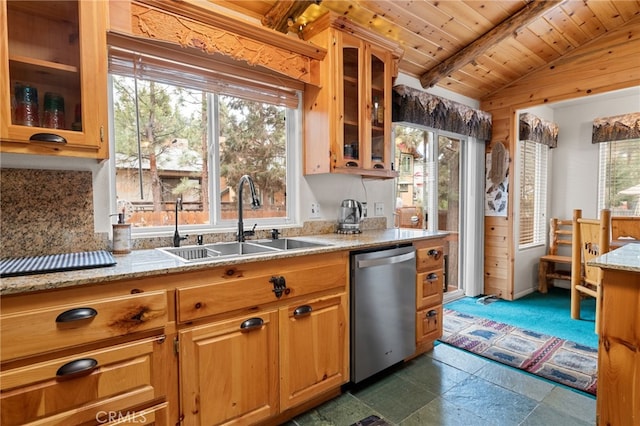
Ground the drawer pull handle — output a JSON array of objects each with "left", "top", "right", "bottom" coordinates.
[
  {"left": 56, "top": 307, "right": 98, "bottom": 323},
  {"left": 240, "top": 317, "right": 264, "bottom": 331},
  {"left": 426, "top": 273, "right": 438, "bottom": 282},
  {"left": 30, "top": 133, "right": 67, "bottom": 144},
  {"left": 56, "top": 358, "right": 98, "bottom": 378},
  {"left": 293, "top": 305, "right": 313, "bottom": 317},
  {"left": 427, "top": 249, "right": 442, "bottom": 260},
  {"left": 426, "top": 310, "right": 438, "bottom": 318}
]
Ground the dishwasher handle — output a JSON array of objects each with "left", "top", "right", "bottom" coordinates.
[{"left": 357, "top": 250, "right": 415, "bottom": 269}]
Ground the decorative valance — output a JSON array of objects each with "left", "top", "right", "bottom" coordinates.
[
  {"left": 392, "top": 85, "right": 492, "bottom": 141},
  {"left": 519, "top": 113, "right": 559, "bottom": 148},
  {"left": 592, "top": 112, "right": 640, "bottom": 143}
]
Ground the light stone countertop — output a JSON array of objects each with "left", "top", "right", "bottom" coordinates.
[
  {"left": 589, "top": 242, "right": 640, "bottom": 273},
  {"left": 0, "top": 229, "right": 447, "bottom": 296}
]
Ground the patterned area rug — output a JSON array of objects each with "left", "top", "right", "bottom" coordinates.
[{"left": 441, "top": 309, "right": 598, "bottom": 395}]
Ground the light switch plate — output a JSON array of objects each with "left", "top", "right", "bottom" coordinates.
[{"left": 374, "top": 202, "right": 384, "bottom": 216}]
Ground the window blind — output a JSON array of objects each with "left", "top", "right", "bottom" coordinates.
[
  {"left": 598, "top": 139, "right": 640, "bottom": 216},
  {"left": 519, "top": 140, "right": 548, "bottom": 247},
  {"left": 108, "top": 42, "right": 300, "bottom": 109}
]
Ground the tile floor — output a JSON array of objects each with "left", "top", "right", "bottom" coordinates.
[{"left": 287, "top": 343, "right": 596, "bottom": 426}]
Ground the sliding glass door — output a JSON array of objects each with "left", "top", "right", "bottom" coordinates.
[{"left": 394, "top": 125, "right": 463, "bottom": 298}]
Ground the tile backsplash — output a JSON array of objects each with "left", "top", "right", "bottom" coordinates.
[{"left": 1, "top": 169, "right": 107, "bottom": 258}]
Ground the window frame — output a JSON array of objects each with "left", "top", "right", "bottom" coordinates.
[
  {"left": 597, "top": 138, "right": 640, "bottom": 216},
  {"left": 107, "top": 68, "right": 302, "bottom": 238}
]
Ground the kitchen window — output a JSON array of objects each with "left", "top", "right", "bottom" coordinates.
[
  {"left": 108, "top": 44, "right": 301, "bottom": 233},
  {"left": 598, "top": 139, "right": 640, "bottom": 216},
  {"left": 518, "top": 139, "right": 548, "bottom": 248}
]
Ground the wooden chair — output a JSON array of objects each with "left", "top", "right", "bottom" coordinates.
[
  {"left": 611, "top": 215, "right": 640, "bottom": 242},
  {"left": 571, "top": 208, "right": 611, "bottom": 333},
  {"left": 538, "top": 217, "right": 573, "bottom": 293}
]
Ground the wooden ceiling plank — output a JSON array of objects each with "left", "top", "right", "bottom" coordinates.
[
  {"left": 543, "top": 7, "right": 592, "bottom": 47},
  {"left": 211, "top": 0, "right": 275, "bottom": 21},
  {"left": 513, "top": 27, "right": 565, "bottom": 63},
  {"left": 452, "top": 67, "right": 507, "bottom": 93},
  {"left": 584, "top": 0, "right": 629, "bottom": 31},
  {"left": 419, "top": 0, "right": 565, "bottom": 89},
  {"left": 526, "top": 18, "right": 575, "bottom": 56},
  {"left": 461, "top": 0, "right": 527, "bottom": 26},
  {"left": 562, "top": 1, "right": 607, "bottom": 39},
  {"left": 429, "top": 0, "right": 509, "bottom": 37},
  {"left": 611, "top": 0, "right": 640, "bottom": 21}
]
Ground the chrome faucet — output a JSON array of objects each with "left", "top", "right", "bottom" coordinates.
[
  {"left": 237, "top": 175, "right": 260, "bottom": 242},
  {"left": 173, "top": 198, "right": 188, "bottom": 247}
]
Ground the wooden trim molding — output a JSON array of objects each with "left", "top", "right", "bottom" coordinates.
[{"left": 109, "top": 1, "right": 326, "bottom": 86}]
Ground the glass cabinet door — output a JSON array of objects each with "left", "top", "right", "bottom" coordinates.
[
  {"left": 342, "top": 45, "right": 360, "bottom": 166},
  {"left": 370, "top": 52, "right": 385, "bottom": 167}
]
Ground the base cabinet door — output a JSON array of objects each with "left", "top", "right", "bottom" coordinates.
[
  {"left": 179, "top": 310, "right": 279, "bottom": 426},
  {"left": 279, "top": 293, "right": 348, "bottom": 410}
]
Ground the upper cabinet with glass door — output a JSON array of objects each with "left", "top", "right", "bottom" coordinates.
[
  {"left": 0, "top": 0, "right": 109, "bottom": 159},
  {"left": 303, "top": 14, "right": 402, "bottom": 179}
]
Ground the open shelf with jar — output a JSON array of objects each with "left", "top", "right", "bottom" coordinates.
[
  {"left": 0, "top": 0, "right": 108, "bottom": 159},
  {"left": 303, "top": 13, "right": 402, "bottom": 179}
]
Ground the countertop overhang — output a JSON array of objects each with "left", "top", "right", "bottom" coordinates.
[
  {"left": 0, "top": 229, "right": 447, "bottom": 296},
  {"left": 589, "top": 242, "right": 640, "bottom": 273}
]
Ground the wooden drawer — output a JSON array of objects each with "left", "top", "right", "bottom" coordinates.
[
  {"left": 176, "top": 252, "right": 348, "bottom": 323},
  {"left": 100, "top": 402, "right": 169, "bottom": 425},
  {"left": 0, "top": 336, "right": 168, "bottom": 425},
  {"left": 417, "top": 269, "right": 444, "bottom": 309},
  {"left": 416, "top": 245, "right": 444, "bottom": 271},
  {"left": 416, "top": 305, "right": 443, "bottom": 345},
  {"left": 1, "top": 290, "right": 168, "bottom": 361}
]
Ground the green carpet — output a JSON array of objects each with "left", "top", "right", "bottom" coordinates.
[{"left": 444, "top": 287, "right": 597, "bottom": 349}]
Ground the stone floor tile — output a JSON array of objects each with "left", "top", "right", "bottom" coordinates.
[
  {"left": 519, "top": 403, "right": 595, "bottom": 426},
  {"left": 399, "top": 396, "right": 502, "bottom": 426},
  {"left": 540, "top": 386, "right": 596, "bottom": 424},
  {"left": 442, "top": 375, "right": 538, "bottom": 425},
  {"left": 474, "top": 362, "right": 554, "bottom": 402},
  {"left": 396, "top": 353, "right": 472, "bottom": 395},
  {"left": 292, "top": 393, "right": 383, "bottom": 426},
  {"left": 428, "top": 343, "right": 488, "bottom": 374}
]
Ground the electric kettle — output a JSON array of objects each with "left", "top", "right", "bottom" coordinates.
[{"left": 337, "top": 199, "right": 364, "bottom": 234}]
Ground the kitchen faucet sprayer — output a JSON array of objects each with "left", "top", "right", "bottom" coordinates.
[
  {"left": 173, "top": 197, "right": 188, "bottom": 247},
  {"left": 237, "top": 175, "right": 261, "bottom": 242}
]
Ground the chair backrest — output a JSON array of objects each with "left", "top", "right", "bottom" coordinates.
[
  {"left": 574, "top": 209, "right": 611, "bottom": 286},
  {"left": 548, "top": 217, "right": 573, "bottom": 255},
  {"left": 611, "top": 216, "right": 640, "bottom": 240}
]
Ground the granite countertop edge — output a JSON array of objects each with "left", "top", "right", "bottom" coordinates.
[
  {"left": 589, "top": 242, "right": 640, "bottom": 273},
  {"left": 1, "top": 229, "right": 447, "bottom": 296}
]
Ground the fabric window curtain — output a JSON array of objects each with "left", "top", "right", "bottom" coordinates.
[
  {"left": 592, "top": 113, "right": 640, "bottom": 144},
  {"left": 518, "top": 113, "right": 558, "bottom": 148}
]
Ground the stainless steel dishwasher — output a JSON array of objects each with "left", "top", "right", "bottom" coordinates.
[{"left": 350, "top": 244, "right": 416, "bottom": 383}]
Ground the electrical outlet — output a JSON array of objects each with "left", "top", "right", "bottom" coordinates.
[
  {"left": 310, "top": 202, "right": 321, "bottom": 218},
  {"left": 374, "top": 202, "right": 384, "bottom": 216}
]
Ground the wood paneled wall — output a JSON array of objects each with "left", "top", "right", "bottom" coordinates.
[{"left": 479, "top": 17, "right": 640, "bottom": 299}]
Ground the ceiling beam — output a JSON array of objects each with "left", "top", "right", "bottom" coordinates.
[
  {"left": 419, "top": 0, "right": 565, "bottom": 89},
  {"left": 262, "top": 0, "right": 320, "bottom": 33}
]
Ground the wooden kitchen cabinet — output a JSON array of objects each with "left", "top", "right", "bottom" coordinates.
[
  {"left": 175, "top": 251, "right": 349, "bottom": 425},
  {"left": 179, "top": 310, "right": 280, "bottom": 426},
  {"left": 0, "top": 0, "right": 109, "bottom": 158},
  {"left": 303, "top": 14, "right": 402, "bottom": 179},
  {"left": 0, "top": 280, "right": 172, "bottom": 425},
  {"left": 413, "top": 238, "right": 446, "bottom": 355},
  {"left": 279, "top": 292, "right": 348, "bottom": 411}
]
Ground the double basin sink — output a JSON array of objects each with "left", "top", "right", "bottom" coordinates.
[{"left": 158, "top": 238, "right": 331, "bottom": 263}]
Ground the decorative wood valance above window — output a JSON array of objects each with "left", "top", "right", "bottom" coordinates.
[
  {"left": 392, "top": 85, "right": 492, "bottom": 141},
  {"left": 519, "top": 113, "right": 559, "bottom": 148},
  {"left": 592, "top": 112, "right": 640, "bottom": 143}
]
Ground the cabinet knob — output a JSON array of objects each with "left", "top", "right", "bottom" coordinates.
[
  {"left": 427, "top": 249, "right": 442, "bottom": 260},
  {"left": 426, "top": 310, "right": 438, "bottom": 318},
  {"left": 56, "top": 307, "right": 98, "bottom": 323},
  {"left": 240, "top": 317, "right": 264, "bottom": 331},
  {"left": 56, "top": 358, "right": 98, "bottom": 378},
  {"left": 293, "top": 305, "right": 313, "bottom": 317},
  {"left": 269, "top": 276, "right": 289, "bottom": 298}
]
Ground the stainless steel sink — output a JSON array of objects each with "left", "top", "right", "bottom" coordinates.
[
  {"left": 252, "top": 239, "right": 329, "bottom": 250},
  {"left": 157, "top": 239, "right": 330, "bottom": 263}
]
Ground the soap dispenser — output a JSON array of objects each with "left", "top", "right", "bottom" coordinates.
[{"left": 112, "top": 212, "right": 131, "bottom": 254}]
